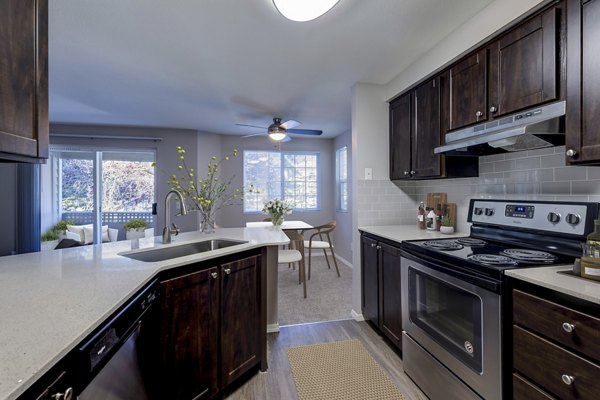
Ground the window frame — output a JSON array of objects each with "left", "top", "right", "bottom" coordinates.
[
  {"left": 335, "top": 146, "right": 348, "bottom": 212},
  {"left": 243, "top": 150, "right": 321, "bottom": 213}
]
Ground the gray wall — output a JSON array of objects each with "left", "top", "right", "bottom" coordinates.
[
  {"left": 49, "top": 124, "right": 202, "bottom": 233},
  {"left": 0, "top": 164, "right": 17, "bottom": 256},
  {"left": 332, "top": 130, "right": 352, "bottom": 263},
  {"left": 217, "top": 135, "right": 335, "bottom": 228}
]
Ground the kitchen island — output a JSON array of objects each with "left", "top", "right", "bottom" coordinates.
[{"left": 0, "top": 228, "right": 288, "bottom": 400}]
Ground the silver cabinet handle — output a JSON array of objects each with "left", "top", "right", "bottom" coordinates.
[
  {"left": 224, "top": 268, "right": 231, "bottom": 275},
  {"left": 489, "top": 106, "right": 497, "bottom": 113},
  {"left": 376, "top": 245, "right": 382, "bottom": 250},
  {"left": 475, "top": 111, "right": 483, "bottom": 117},
  {"left": 211, "top": 272, "right": 218, "bottom": 279},
  {"left": 410, "top": 170, "right": 416, "bottom": 175},
  {"left": 562, "top": 322, "right": 575, "bottom": 333},
  {"left": 51, "top": 388, "right": 73, "bottom": 400},
  {"left": 370, "top": 243, "right": 376, "bottom": 248},
  {"left": 403, "top": 171, "right": 409, "bottom": 176},
  {"left": 561, "top": 374, "right": 575, "bottom": 386},
  {"left": 566, "top": 149, "right": 577, "bottom": 157}
]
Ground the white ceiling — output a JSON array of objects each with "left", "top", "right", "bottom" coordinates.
[{"left": 49, "top": 0, "right": 494, "bottom": 138}]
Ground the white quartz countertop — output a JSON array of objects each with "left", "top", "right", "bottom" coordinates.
[
  {"left": 0, "top": 228, "right": 288, "bottom": 400},
  {"left": 358, "top": 225, "right": 467, "bottom": 243},
  {"left": 506, "top": 265, "right": 600, "bottom": 305}
]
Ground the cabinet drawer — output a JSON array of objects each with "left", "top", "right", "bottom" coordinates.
[
  {"left": 513, "top": 373, "right": 555, "bottom": 400},
  {"left": 513, "top": 325, "right": 600, "bottom": 400},
  {"left": 513, "top": 289, "right": 600, "bottom": 361}
]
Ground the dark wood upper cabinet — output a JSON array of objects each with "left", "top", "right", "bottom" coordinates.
[
  {"left": 389, "top": 92, "right": 412, "bottom": 180},
  {"left": 566, "top": 0, "right": 600, "bottom": 164},
  {"left": 489, "top": 3, "right": 563, "bottom": 118},
  {"left": 220, "top": 256, "right": 261, "bottom": 387},
  {"left": 413, "top": 77, "right": 442, "bottom": 178},
  {"left": 0, "top": 0, "right": 48, "bottom": 162},
  {"left": 159, "top": 267, "right": 219, "bottom": 400},
  {"left": 448, "top": 49, "right": 488, "bottom": 130}
]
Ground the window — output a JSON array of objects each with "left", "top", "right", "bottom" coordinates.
[
  {"left": 336, "top": 146, "right": 348, "bottom": 212},
  {"left": 244, "top": 151, "right": 319, "bottom": 212}
]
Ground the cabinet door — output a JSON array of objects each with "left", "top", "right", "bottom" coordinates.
[
  {"left": 361, "top": 235, "right": 379, "bottom": 325},
  {"left": 389, "top": 93, "right": 412, "bottom": 180},
  {"left": 221, "top": 256, "right": 261, "bottom": 386},
  {"left": 489, "top": 5, "right": 561, "bottom": 117},
  {"left": 0, "top": 0, "right": 48, "bottom": 161},
  {"left": 379, "top": 242, "right": 402, "bottom": 349},
  {"left": 448, "top": 49, "right": 488, "bottom": 130},
  {"left": 159, "top": 268, "right": 219, "bottom": 400},
  {"left": 566, "top": 0, "right": 600, "bottom": 164},
  {"left": 413, "top": 77, "right": 442, "bottom": 178}
]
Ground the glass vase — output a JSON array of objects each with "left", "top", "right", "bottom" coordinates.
[
  {"left": 200, "top": 208, "right": 216, "bottom": 234},
  {"left": 271, "top": 214, "right": 284, "bottom": 227}
]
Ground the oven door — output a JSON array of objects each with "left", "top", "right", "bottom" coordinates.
[{"left": 401, "top": 255, "right": 502, "bottom": 400}]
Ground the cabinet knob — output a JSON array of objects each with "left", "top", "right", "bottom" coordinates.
[
  {"left": 562, "top": 322, "right": 575, "bottom": 333},
  {"left": 566, "top": 149, "right": 577, "bottom": 157},
  {"left": 410, "top": 170, "right": 416, "bottom": 175},
  {"left": 51, "top": 388, "right": 73, "bottom": 400},
  {"left": 561, "top": 374, "right": 575, "bottom": 386},
  {"left": 475, "top": 111, "right": 483, "bottom": 117},
  {"left": 224, "top": 268, "right": 232, "bottom": 275},
  {"left": 376, "top": 245, "right": 382, "bottom": 250},
  {"left": 211, "top": 272, "right": 218, "bottom": 279},
  {"left": 404, "top": 171, "right": 409, "bottom": 176},
  {"left": 489, "top": 106, "right": 497, "bottom": 113},
  {"left": 371, "top": 243, "right": 377, "bottom": 248}
]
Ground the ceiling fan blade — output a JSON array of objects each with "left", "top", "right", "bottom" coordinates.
[
  {"left": 280, "top": 119, "right": 301, "bottom": 130},
  {"left": 286, "top": 128, "right": 323, "bottom": 136},
  {"left": 281, "top": 136, "right": 292, "bottom": 143},
  {"left": 240, "top": 132, "right": 267, "bottom": 139},
  {"left": 236, "top": 123, "right": 268, "bottom": 129}
]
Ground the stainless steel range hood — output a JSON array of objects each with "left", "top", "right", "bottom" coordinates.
[{"left": 434, "top": 101, "right": 566, "bottom": 155}]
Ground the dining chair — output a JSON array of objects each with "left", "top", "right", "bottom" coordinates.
[
  {"left": 278, "top": 230, "right": 307, "bottom": 298},
  {"left": 304, "top": 221, "right": 340, "bottom": 280}
]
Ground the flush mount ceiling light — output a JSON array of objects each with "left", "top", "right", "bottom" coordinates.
[{"left": 273, "top": 0, "right": 341, "bottom": 22}]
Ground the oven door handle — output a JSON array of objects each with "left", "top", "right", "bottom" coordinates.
[{"left": 401, "top": 250, "right": 501, "bottom": 293}]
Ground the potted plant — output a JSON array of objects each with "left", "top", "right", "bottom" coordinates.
[
  {"left": 124, "top": 219, "right": 148, "bottom": 240},
  {"left": 53, "top": 220, "right": 74, "bottom": 239},
  {"left": 440, "top": 213, "right": 455, "bottom": 234},
  {"left": 262, "top": 199, "right": 293, "bottom": 227}
]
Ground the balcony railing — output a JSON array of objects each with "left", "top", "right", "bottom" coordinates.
[{"left": 61, "top": 211, "right": 155, "bottom": 241}]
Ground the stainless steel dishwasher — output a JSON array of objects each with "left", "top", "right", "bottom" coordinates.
[{"left": 78, "top": 280, "right": 159, "bottom": 399}]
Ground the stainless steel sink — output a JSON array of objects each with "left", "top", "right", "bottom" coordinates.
[{"left": 119, "top": 239, "right": 248, "bottom": 262}]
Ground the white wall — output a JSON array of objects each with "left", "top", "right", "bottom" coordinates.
[{"left": 332, "top": 130, "right": 352, "bottom": 263}]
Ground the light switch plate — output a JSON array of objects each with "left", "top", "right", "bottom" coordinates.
[{"left": 365, "top": 168, "right": 372, "bottom": 180}]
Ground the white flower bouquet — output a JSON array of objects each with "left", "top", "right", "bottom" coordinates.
[{"left": 262, "top": 199, "right": 293, "bottom": 226}]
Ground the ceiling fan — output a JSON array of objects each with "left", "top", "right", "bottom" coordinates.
[{"left": 237, "top": 118, "right": 323, "bottom": 142}]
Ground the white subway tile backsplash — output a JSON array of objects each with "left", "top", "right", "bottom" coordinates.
[
  {"left": 514, "top": 156, "right": 541, "bottom": 170},
  {"left": 480, "top": 162, "right": 494, "bottom": 173},
  {"left": 571, "top": 181, "right": 600, "bottom": 195},
  {"left": 494, "top": 159, "right": 517, "bottom": 172},
  {"left": 527, "top": 147, "right": 556, "bottom": 157},
  {"left": 541, "top": 181, "right": 571, "bottom": 195},
  {"left": 554, "top": 166, "right": 588, "bottom": 181},
  {"left": 540, "top": 153, "right": 566, "bottom": 168}
]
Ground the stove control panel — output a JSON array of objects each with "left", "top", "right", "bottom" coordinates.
[{"left": 470, "top": 200, "right": 590, "bottom": 235}]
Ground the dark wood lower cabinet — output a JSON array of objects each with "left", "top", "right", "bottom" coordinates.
[
  {"left": 360, "top": 233, "right": 402, "bottom": 350},
  {"left": 157, "top": 253, "right": 263, "bottom": 400},
  {"left": 159, "top": 267, "right": 219, "bottom": 400}
]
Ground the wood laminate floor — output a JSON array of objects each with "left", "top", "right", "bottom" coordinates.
[{"left": 225, "top": 319, "right": 427, "bottom": 400}]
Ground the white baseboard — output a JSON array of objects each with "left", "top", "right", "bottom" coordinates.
[
  {"left": 351, "top": 309, "right": 364, "bottom": 321},
  {"left": 266, "top": 323, "right": 280, "bottom": 333}
]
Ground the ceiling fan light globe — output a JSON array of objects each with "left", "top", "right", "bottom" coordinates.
[
  {"left": 268, "top": 132, "right": 287, "bottom": 141},
  {"left": 272, "top": 0, "right": 340, "bottom": 22}
]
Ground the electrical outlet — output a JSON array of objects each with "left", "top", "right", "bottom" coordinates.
[{"left": 365, "top": 168, "right": 372, "bottom": 180}]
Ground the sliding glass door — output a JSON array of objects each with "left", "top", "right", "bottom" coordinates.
[{"left": 46, "top": 147, "right": 156, "bottom": 244}]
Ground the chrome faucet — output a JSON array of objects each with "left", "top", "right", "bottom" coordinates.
[{"left": 163, "top": 190, "right": 188, "bottom": 244}]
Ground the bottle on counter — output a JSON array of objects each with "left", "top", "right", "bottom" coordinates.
[
  {"left": 426, "top": 208, "right": 437, "bottom": 231},
  {"left": 581, "top": 219, "right": 600, "bottom": 280},
  {"left": 418, "top": 201, "right": 426, "bottom": 229},
  {"left": 435, "top": 204, "right": 443, "bottom": 231}
]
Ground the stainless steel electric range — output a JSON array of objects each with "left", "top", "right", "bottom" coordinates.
[{"left": 400, "top": 199, "right": 599, "bottom": 400}]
